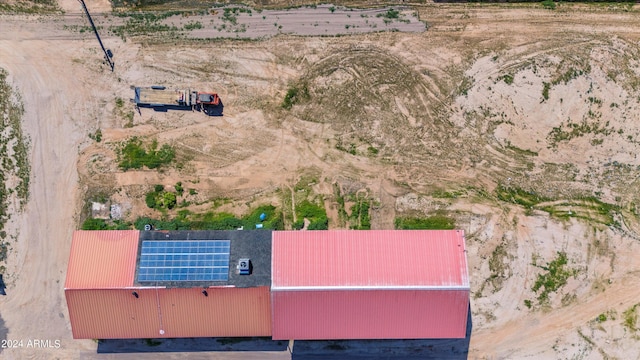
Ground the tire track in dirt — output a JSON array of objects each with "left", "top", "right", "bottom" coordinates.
[
  {"left": 0, "top": 38, "right": 93, "bottom": 359},
  {"left": 470, "top": 275, "right": 640, "bottom": 359}
]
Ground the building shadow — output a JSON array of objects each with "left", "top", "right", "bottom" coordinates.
[
  {"left": 97, "top": 337, "right": 288, "bottom": 353},
  {"left": 291, "top": 307, "right": 473, "bottom": 360}
]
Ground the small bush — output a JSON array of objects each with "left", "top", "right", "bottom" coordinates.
[
  {"left": 293, "top": 219, "right": 305, "bottom": 230},
  {"left": 81, "top": 218, "right": 109, "bottom": 230},
  {"left": 532, "top": 252, "right": 575, "bottom": 304},
  {"left": 118, "top": 137, "right": 175, "bottom": 171},
  {"left": 183, "top": 21, "right": 202, "bottom": 30},
  {"left": 377, "top": 8, "right": 400, "bottom": 19},
  {"left": 154, "top": 184, "right": 164, "bottom": 192},
  {"left": 394, "top": 215, "right": 455, "bottom": 230},
  {"left": 623, "top": 304, "right": 638, "bottom": 332},
  {"left": 162, "top": 192, "right": 177, "bottom": 209},
  {"left": 500, "top": 74, "right": 514, "bottom": 85},
  {"left": 135, "top": 204, "right": 284, "bottom": 231},
  {"left": 308, "top": 217, "right": 328, "bottom": 230},
  {"left": 350, "top": 199, "right": 371, "bottom": 230},
  {"left": 242, "top": 205, "right": 283, "bottom": 230},
  {"left": 81, "top": 218, "right": 132, "bottom": 230},
  {"left": 524, "top": 299, "right": 533, "bottom": 309},
  {"left": 296, "top": 200, "right": 328, "bottom": 230},
  {"left": 145, "top": 192, "right": 157, "bottom": 208},
  {"left": 542, "top": 0, "right": 556, "bottom": 10},
  {"left": 542, "top": 82, "right": 551, "bottom": 101},
  {"left": 282, "top": 83, "right": 310, "bottom": 110},
  {"left": 175, "top": 182, "right": 184, "bottom": 195}
]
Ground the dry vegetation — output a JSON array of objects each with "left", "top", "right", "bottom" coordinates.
[{"left": 2, "top": 1, "right": 640, "bottom": 359}]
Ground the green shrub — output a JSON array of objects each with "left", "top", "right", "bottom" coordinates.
[
  {"left": 95, "top": 129, "right": 102, "bottom": 142},
  {"left": 81, "top": 218, "right": 109, "bottom": 230},
  {"left": 496, "top": 185, "right": 548, "bottom": 208},
  {"left": 623, "top": 304, "right": 638, "bottom": 332},
  {"left": 394, "top": 215, "right": 455, "bottom": 230},
  {"left": 532, "top": 252, "right": 575, "bottom": 304},
  {"left": 524, "top": 299, "right": 533, "bottom": 309},
  {"left": 308, "top": 217, "right": 328, "bottom": 230},
  {"left": 242, "top": 205, "right": 283, "bottom": 230},
  {"left": 118, "top": 137, "right": 175, "bottom": 171},
  {"left": 0, "top": 243, "right": 7, "bottom": 262},
  {"left": 81, "top": 218, "right": 132, "bottom": 230},
  {"left": 297, "top": 200, "right": 324, "bottom": 219},
  {"left": 377, "top": 8, "right": 400, "bottom": 19},
  {"left": 500, "top": 74, "right": 514, "bottom": 85},
  {"left": 293, "top": 219, "right": 305, "bottom": 230},
  {"left": 154, "top": 184, "right": 164, "bottom": 192},
  {"left": 350, "top": 200, "right": 371, "bottom": 230},
  {"left": 162, "top": 192, "right": 177, "bottom": 209},
  {"left": 175, "top": 182, "right": 184, "bottom": 195},
  {"left": 145, "top": 192, "right": 157, "bottom": 208},
  {"left": 541, "top": 0, "right": 556, "bottom": 10},
  {"left": 542, "top": 82, "right": 551, "bottom": 100},
  {"left": 281, "top": 83, "right": 310, "bottom": 110},
  {"left": 136, "top": 205, "right": 284, "bottom": 231},
  {"left": 183, "top": 21, "right": 203, "bottom": 30}
]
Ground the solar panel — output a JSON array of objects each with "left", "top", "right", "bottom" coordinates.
[{"left": 137, "top": 240, "right": 230, "bottom": 282}]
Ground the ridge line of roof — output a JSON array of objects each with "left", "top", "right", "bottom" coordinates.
[{"left": 270, "top": 285, "right": 471, "bottom": 291}]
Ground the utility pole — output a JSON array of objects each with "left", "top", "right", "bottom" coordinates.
[{"left": 78, "top": 0, "right": 114, "bottom": 71}]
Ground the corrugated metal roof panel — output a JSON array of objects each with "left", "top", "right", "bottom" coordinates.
[
  {"left": 271, "top": 289, "right": 469, "bottom": 340},
  {"left": 65, "top": 230, "right": 140, "bottom": 289},
  {"left": 272, "top": 230, "right": 469, "bottom": 289},
  {"left": 66, "top": 286, "right": 271, "bottom": 339}
]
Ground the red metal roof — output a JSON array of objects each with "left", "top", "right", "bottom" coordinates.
[
  {"left": 271, "top": 230, "right": 469, "bottom": 289},
  {"left": 65, "top": 230, "right": 140, "bottom": 289},
  {"left": 270, "top": 230, "right": 470, "bottom": 340},
  {"left": 271, "top": 289, "right": 469, "bottom": 340},
  {"left": 66, "top": 286, "right": 272, "bottom": 339}
]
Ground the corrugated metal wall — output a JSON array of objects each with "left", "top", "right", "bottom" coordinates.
[
  {"left": 271, "top": 289, "right": 469, "bottom": 340},
  {"left": 66, "top": 286, "right": 272, "bottom": 339}
]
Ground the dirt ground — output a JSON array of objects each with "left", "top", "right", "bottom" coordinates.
[{"left": 1, "top": 1, "right": 640, "bottom": 359}]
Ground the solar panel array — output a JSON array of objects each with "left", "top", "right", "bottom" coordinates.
[{"left": 138, "top": 240, "right": 230, "bottom": 282}]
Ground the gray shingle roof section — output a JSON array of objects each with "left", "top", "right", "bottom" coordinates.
[{"left": 136, "top": 230, "right": 272, "bottom": 288}]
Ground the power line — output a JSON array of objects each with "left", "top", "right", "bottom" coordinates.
[{"left": 77, "top": 0, "right": 114, "bottom": 72}]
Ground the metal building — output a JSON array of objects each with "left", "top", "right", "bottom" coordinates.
[
  {"left": 65, "top": 230, "right": 272, "bottom": 339},
  {"left": 271, "top": 230, "right": 470, "bottom": 340},
  {"left": 65, "top": 229, "right": 469, "bottom": 340}
]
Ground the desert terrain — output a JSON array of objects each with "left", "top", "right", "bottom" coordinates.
[{"left": 1, "top": 0, "right": 640, "bottom": 359}]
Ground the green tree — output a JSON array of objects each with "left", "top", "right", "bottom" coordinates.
[
  {"left": 145, "top": 192, "right": 157, "bottom": 208},
  {"left": 162, "top": 192, "right": 177, "bottom": 209}
]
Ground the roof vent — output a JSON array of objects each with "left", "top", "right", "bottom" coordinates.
[{"left": 238, "top": 258, "right": 251, "bottom": 275}]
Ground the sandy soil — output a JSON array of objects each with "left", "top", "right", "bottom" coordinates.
[{"left": 1, "top": 1, "right": 640, "bottom": 359}]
